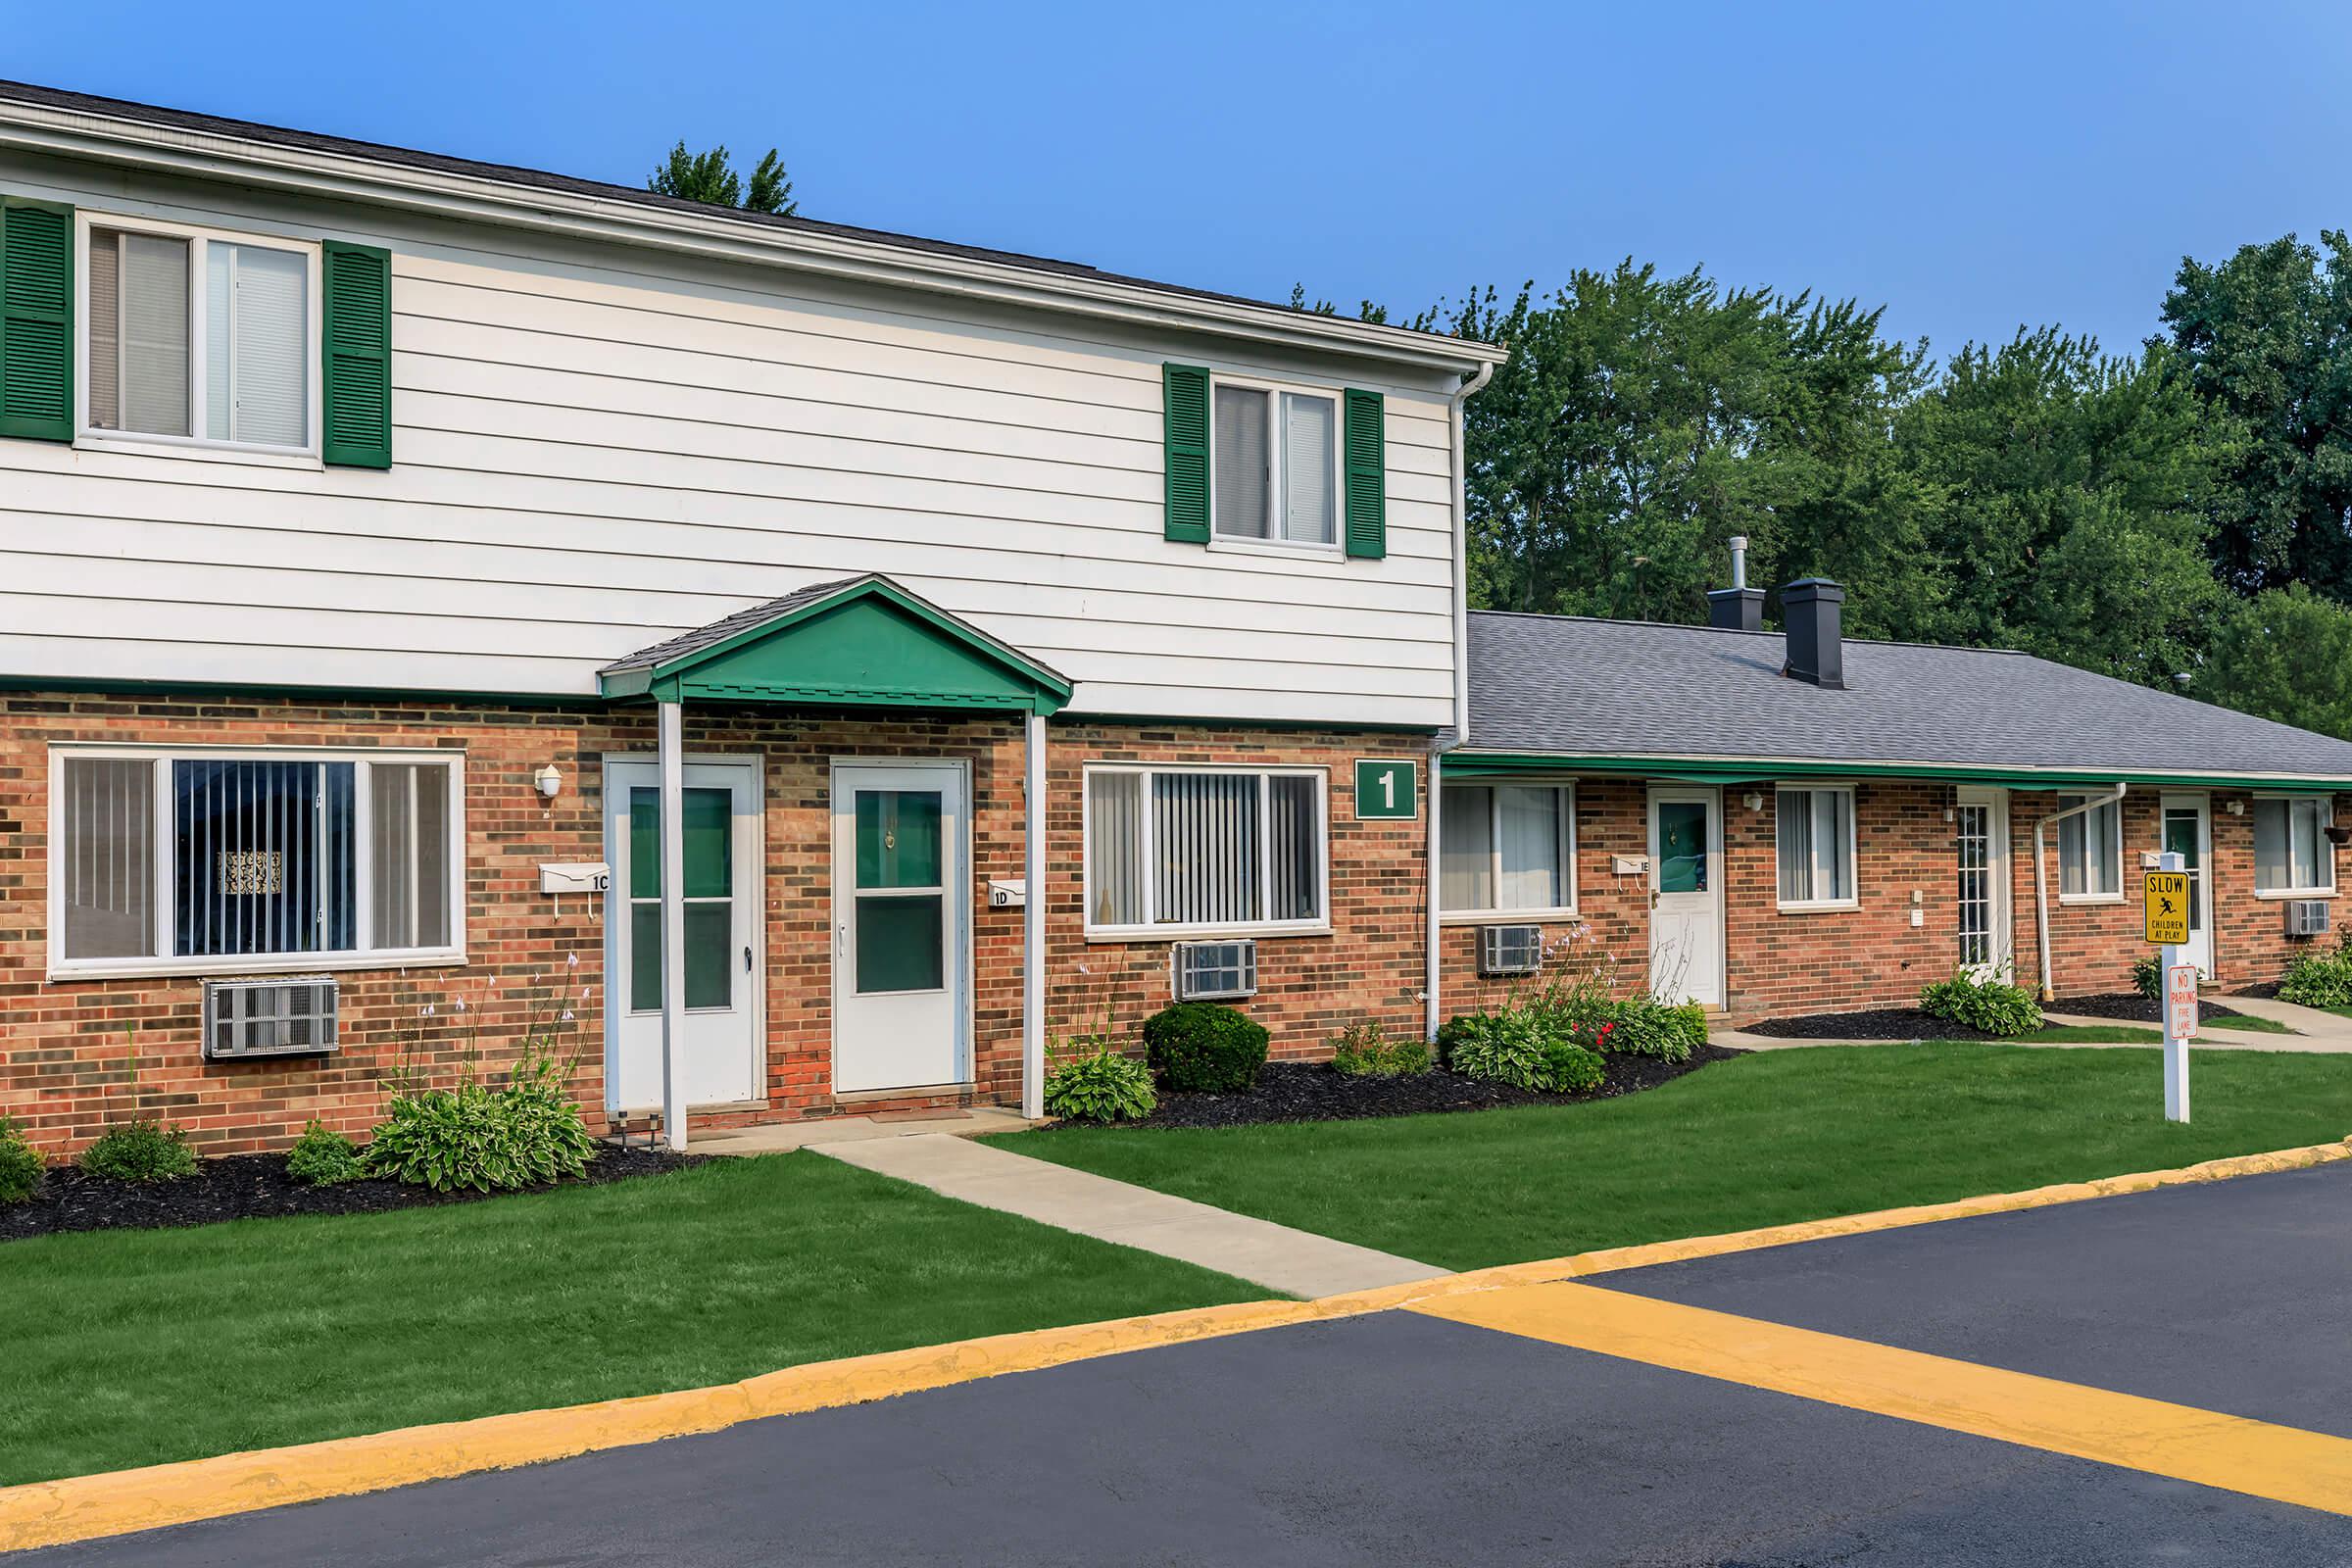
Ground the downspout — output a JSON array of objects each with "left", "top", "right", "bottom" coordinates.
[
  {"left": 1427, "top": 358, "right": 1498, "bottom": 1043},
  {"left": 2033, "top": 782, "right": 2126, "bottom": 1003}
]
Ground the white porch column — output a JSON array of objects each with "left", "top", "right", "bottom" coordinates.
[
  {"left": 1424, "top": 750, "right": 1445, "bottom": 1043},
  {"left": 1021, "top": 711, "right": 1048, "bottom": 1120},
  {"left": 658, "top": 698, "right": 689, "bottom": 1152}
]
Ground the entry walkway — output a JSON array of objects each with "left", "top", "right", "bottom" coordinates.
[{"left": 815, "top": 1133, "right": 1446, "bottom": 1298}]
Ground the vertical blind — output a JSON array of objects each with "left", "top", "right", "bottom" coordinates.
[
  {"left": 2058, "top": 795, "right": 2120, "bottom": 897},
  {"left": 121, "top": 231, "right": 191, "bottom": 436},
  {"left": 369, "top": 762, "right": 453, "bottom": 949},
  {"left": 1280, "top": 392, "right": 1335, "bottom": 544},
  {"left": 61, "top": 758, "right": 155, "bottom": 959},
  {"left": 1439, "top": 784, "right": 1494, "bottom": 910},
  {"left": 1085, "top": 769, "right": 1323, "bottom": 929},
  {"left": 173, "top": 760, "right": 354, "bottom": 957},
  {"left": 1778, "top": 789, "right": 1853, "bottom": 904}
]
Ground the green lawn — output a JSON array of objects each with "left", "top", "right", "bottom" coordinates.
[
  {"left": 994, "top": 1046, "right": 2352, "bottom": 1275},
  {"left": 2004, "top": 1022, "right": 2292, "bottom": 1044},
  {"left": 2201, "top": 1012, "right": 2295, "bottom": 1033},
  {"left": 0, "top": 1152, "right": 1262, "bottom": 1487}
]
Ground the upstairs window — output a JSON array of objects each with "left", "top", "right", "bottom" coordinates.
[
  {"left": 1211, "top": 379, "right": 1339, "bottom": 548},
  {"left": 2057, "top": 793, "right": 2123, "bottom": 900},
  {"left": 83, "top": 219, "right": 316, "bottom": 453},
  {"left": 2254, "top": 797, "right": 2334, "bottom": 896},
  {"left": 51, "top": 749, "right": 461, "bottom": 974}
]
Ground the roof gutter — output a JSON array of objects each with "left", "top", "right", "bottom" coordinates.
[
  {"left": 2033, "top": 783, "right": 2127, "bottom": 1004},
  {"left": 1442, "top": 750, "right": 2352, "bottom": 793},
  {"left": 1427, "top": 357, "right": 1499, "bottom": 1044},
  {"left": 0, "top": 100, "right": 1507, "bottom": 378}
]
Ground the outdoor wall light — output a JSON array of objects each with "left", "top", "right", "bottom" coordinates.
[
  {"left": 2227, "top": 800, "right": 2245, "bottom": 815},
  {"left": 1743, "top": 792, "right": 1765, "bottom": 811},
  {"left": 534, "top": 764, "right": 564, "bottom": 800}
]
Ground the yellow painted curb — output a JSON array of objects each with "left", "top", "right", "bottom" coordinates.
[{"left": 2, "top": 1134, "right": 2344, "bottom": 1551}]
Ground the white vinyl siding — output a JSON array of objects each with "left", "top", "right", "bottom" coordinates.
[
  {"left": 2253, "top": 797, "right": 2334, "bottom": 896},
  {"left": 1083, "top": 764, "right": 1327, "bottom": 938},
  {"left": 49, "top": 747, "right": 464, "bottom": 977},
  {"left": 1209, "top": 375, "right": 1341, "bottom": 549},
  {"left": 1776, "top": 787, "right": 1855, "bottom": 908},
  {"left": 1441, "top": 782, "right": 1576, "bottom": 916},
  {"left": 2058, "top": 793, "right": 2123, "bottom": 900}
]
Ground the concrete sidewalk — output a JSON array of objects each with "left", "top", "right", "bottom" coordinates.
[
  {"left": 1715, "top": 996, "right": 2352, "bottom": 1054},
  {"left": 815, "top": 1133, "right": 1446, "bottom": 1298}
]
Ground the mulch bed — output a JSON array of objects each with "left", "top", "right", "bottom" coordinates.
[
  {"left": 1, "top": 1143, "right": 700, "bottom": 1245},
  {"left": 2047, "top": 991, "right": 2247, "bottom": 1024},
  {"left": 1046, "top": 1045, "right": 1744, "bottom": 1132},
  {"left": 1741, "top": 1007, "right": 2010, "bottom": 1041}
]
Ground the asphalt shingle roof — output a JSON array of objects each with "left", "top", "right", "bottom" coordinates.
[
  {"left": 1465, "top": 611, "right": 2352, "bottom": 782},
  {"left": 600, "top": 578, "right": 862, "bottom": 674}
]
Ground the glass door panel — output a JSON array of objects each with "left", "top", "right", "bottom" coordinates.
[
  {"left": 627, "top": 785, "right": 735, "bottom": 1011},
  {"left": 855, "top": 788, "right": 947, "bottom": 996},
  {"left": 1655, "top": 801, "right": 1709, "bottom": 893}
]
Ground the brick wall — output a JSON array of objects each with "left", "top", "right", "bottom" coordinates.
[
  {"left": 0, "top": 691, "right": 1435, "bottom": 1154},
  {"left": 1440, "top": 777, "right": 2345, "bottom": 1025}
]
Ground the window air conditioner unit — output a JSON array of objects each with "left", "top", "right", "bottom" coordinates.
[
  {"left": 2285, "top": 901, "right": 2331, "bottom": 939},
  {"left": 1479, "top": 924, "right": 1544, "bottom": 977},
  {"left": 203, "top": 976, "right": 339, "bottom": 1059},
  {"left": 1173, "top": 941, "right": 1257, "bottom": 1002}
]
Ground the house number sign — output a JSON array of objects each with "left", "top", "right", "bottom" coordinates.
[{"left": 1353, "top": 760, "right": 1419, "bottom": 821}]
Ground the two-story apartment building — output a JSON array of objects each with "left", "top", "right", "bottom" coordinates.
[{"left": 0, "top": 81, "right": 1505, "bottom": 1153}]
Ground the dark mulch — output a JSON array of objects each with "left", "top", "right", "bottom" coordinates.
[
  {"left": 1046, "top": 1046, "right": 1744, "bottom": 1132},
  {"left": 0, "top": 1144, "right": 700, "bottom": 1244},
  {"left": 2050, "top": 990, "right": 2246, "bottom": 1023},
  {"left": 2232, "top": 981, "right": 2284, "bottom": 1001},
  {"left": 1742, "top": 1007, "right": 2007, "bottom": 1041}
]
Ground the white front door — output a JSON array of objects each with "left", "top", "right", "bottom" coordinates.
[
  {"left": 1954, "top": 786, "right": 2014, "bottom": 982},
  {"left": 1647, "top": 786, "right": 1724, "bottom": 1007},
  {"left": 833, "top": 760, "right": 968, "bottom": 1093},
  {"left": 604, "top": 759, "right": 763, "bottom": 1114},
  {"left": 2160, "top": 793, "right": 2215, "bottom": 977}
]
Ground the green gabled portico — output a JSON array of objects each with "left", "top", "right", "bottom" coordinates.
[{"left": 598, "top": 574, "right": 1071, "bottom": 1149}]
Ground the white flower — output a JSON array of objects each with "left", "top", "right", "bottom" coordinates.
[
  {"left": 560, "top": 1010, "right": 574, "bottom": 1023},
  {"left": 567, "top": 953, "right": 581, "bottom": 970},
  {"left": 453, "top": 998, "right": 466, "bottom": 1013},
  {"left": 418, "top": 1004, "right": 434, "bottom": 1017},
  {"left": 1078, "top": 963, "right": 1091, "bottom": 976}
]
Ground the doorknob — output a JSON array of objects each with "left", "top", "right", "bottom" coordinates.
[{"left": 743, "top": 944, "right": 752, "bottom": 974}]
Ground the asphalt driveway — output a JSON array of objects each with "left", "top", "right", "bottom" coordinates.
[{"left": 15, "top": 1163, "right": 2352, "bottom": 1567}]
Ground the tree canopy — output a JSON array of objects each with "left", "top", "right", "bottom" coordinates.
[{"left": 649, "top": 142, "right": 797, "bottom": 216}]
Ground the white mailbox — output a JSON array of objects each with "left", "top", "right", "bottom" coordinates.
[
  {"left": 1611, "top": 855, "right": 1650, "bottom": 876},
  {"left": 539, "top": 861, "right": 611, "bottom": 895}
]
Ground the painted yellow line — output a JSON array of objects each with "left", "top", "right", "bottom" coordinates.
[
  {"left": 2, "top": 1134, "right": 2343, "bottom": 1551},
  {"left": 1415, "top": 1280, "right": 2352, "bottom": 1516}
]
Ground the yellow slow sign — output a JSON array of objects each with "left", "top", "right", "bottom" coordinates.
[{"left": 2143, "top": 870, "right": 2191, "bottom": 945}]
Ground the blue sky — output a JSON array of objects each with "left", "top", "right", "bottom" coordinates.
[{"left": 11, "top": 0, "right": 2351, "bottom": 361}]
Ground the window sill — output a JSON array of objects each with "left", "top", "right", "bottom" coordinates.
[
  {"left": 1083, "top": 922, "right": 1332, "bottom": 944},
  {"left": 2254, "top": 889, "right": 2337, "bottom": 901},
  {"left": 1776, "top": 900, "right": 1860, "bottom": 915},
  {"left": 1205, "top": 534, "right": 1345, "bottom": 561},
  {"left": 1441, "top": 909, "right": 1581, "bottom": 925},
  {"left": 48, "top": 950, "right": 466, "bottom": 984},
  {"left": 74, "top": 432, "right": 323, "bottom": 470},
  {"left": 2058, "top": 894, "right": 2126, "bottom": 906}
]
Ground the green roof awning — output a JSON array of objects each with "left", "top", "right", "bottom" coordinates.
[{"left": 599, "top": 574, "right": 1072, "bottom": 715}]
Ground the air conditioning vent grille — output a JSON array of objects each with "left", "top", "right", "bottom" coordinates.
[
  {"left": 1173, "top": 941, "right": 1257, "bottom": 1002},
  {"left": 1479, "top": 924, "right": 1544, "bottom": 977},
  {"left": 2286, "top": 901, "right": 2331, "bottom": 939},
  {"left": 203, "top": 977, "right": 339, "bottom": 1059}
]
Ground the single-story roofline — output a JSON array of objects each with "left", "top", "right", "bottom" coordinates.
[{"left": 1443, "top": 750, "right": 2352, "bottom": 794}]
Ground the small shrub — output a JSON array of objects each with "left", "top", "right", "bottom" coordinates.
[
  {"left": 1592, "top": 998, "right": 1705, "bottom": 1063},
  {"left": 2132, "top": 954, "right": 2162, "bottom": 1000},
  {"left": 79, "top": 1120, "right": 198, "bottom": 1184},
  {"left": 1538, "top": 1036, "right": 1606, "bottom": 1093},
  {"left": 1443, "top": 1007, "right": 1548, "bottom": 1089},
  {"left": 284, "top": 1120, "right": 365, "bottom": 1187},
  {"left": 2278, "top": 934, "right": 2352, "bottom": 1009},
  {"left": 0, "top": 1117, "right": 42, "bottom": 1204},
  {"left": 364, "top": 1051, "right": 596, "bottom": 1194},
  {"left": 1043, "top": 1044, "right": 1157, "bottom": 1123},
  {"left": 1142, "top": 1003, "right": 1270, "bottom": 1093},
  {"left": 1918, "top": 970, "right": 2044, "bottom": 1037},
  {"left": 1329, "top": 1021, "right": 1433, "bottom": 1078}
]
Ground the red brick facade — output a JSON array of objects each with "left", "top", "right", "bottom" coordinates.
[
  {"left": 0, "top": 691, "right": 1434, "bottom": 1155},
  {"left": 1442, "top": 778, "right": 2344, "bottom": 1024}
]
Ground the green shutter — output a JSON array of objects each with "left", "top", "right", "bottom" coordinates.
[
  {"left": 321, "top": 240, "right": 392, "bottom": 468},
  {"left": 1343, "top": 387, "right": 1385, "bottom": 560},
  {"left": 1162, "top": 362, "right": 1210, "bottom": 543},
  {"left": 0, "top": 197, "right": 74, "bottom": 443}
]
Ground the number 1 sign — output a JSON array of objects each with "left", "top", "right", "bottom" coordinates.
[{"left": 1352, "top": 760, "right": 1419, "bottom": 821}]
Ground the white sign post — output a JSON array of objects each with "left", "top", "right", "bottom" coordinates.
[{"left": 2155, "top": 849, "right": 2192, "bottom": 1123}]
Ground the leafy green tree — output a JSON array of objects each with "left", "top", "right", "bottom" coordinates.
[
  {"left": 1895, "top": 331, "right": 2225, "bottom": 685},
  {"left": 649, "top": 142, "right": 797, "bottom": 216},
  {"left": 2193, "top": 585, "right": 2352, "bottom": 739},
  {"left": 2159, "top": 230, "right": 2352, "bottom": 598}
]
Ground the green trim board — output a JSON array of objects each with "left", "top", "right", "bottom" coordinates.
[
  {"left": 599, "top": 575, "right": 1073, "bottom": 715},
  {"left": 1441, "top": 751, "right": 2352, "bottom": 793}
]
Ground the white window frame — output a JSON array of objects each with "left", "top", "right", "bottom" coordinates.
[
  {"left": 1775, "top": 784, "right": 1860, "bottom": 912},
  {"left": 2252, "top": 794, "right": 2337, "bottom": 899},
  {"left": 1439, "top": 779, "right": 1579, "bottom": 922},
  {"left": 1080, "top": 761, "right": 1330, "bottom": 940},
  {"left": 47, "top": 743, "right": 466, "bottom": 980},
  {"left": 1205, "top": 372, "right": 1346, "bottom": 556},
  {"left": 2055, "top": 791, "right": 2126, "bottom": 905},
  {"left": 73, "top": 210, "right": 325, "bottom": 464}
]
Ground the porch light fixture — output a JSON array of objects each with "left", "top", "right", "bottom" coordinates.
[
  {"left": 1743, "top": 792, "right": 1765, "bottom": 811},
  {"left": 534, "top": 764, "right": 564, "bottom": 800},
  {"left": 2227, "top": 799, "right": 2245, "bottom": 815}
]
